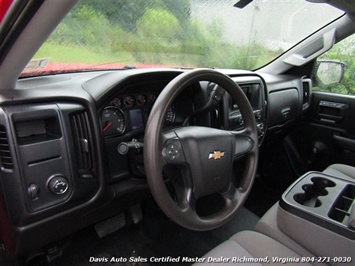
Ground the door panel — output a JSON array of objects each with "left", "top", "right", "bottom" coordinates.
[{"left": 284, "top": 91, "right": 355, "bottom": 175}]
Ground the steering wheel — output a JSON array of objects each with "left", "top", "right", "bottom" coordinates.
[{"left": 144, "top": 69, "right": 258, "bottom": 231}]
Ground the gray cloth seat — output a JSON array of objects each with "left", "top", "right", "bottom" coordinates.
[
  {"left": 193, "top": 231, "right": 312, "bottom": 266},
  {"left": 255, "top": 163, "right": 355, "bottom": 265},
  {"left": 255, "top": 204, "right": 321, "bottom": 259},
  {"left": 323, "top": 163, "right": 355, "bottom": 181},
  {"left": 195, "top": 164, "right": 355, "bottom": 266}
]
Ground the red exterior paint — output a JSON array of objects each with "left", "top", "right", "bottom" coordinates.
[{"left": 0, "top": 0, "right": 13, "bottom": 23}]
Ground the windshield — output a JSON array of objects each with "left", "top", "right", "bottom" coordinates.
[{"left": 21, "top": 0, "right": 343, "bottom": 76}]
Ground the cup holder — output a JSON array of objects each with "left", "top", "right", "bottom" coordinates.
[
  {"left": 311, "top": 177, "right": 336, "bottom": 189},
  {"left": 293, "top": 177, "right": 336, "bottom": 208}
]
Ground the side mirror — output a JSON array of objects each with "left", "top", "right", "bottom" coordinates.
[{"left": 313, "top": 60, "right": 345, "bottom": 87}]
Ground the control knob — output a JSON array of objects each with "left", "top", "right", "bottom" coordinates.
[{"left": 48, "top": 176, "right": 69, "bottom": 195}]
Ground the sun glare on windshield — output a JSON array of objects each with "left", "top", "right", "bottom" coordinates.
[{"left": 21, "top": 0, "right": 343, "bottom": 76}]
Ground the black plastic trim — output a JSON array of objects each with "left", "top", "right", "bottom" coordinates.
[
  {"left": 0, "top": 0, "right": 45, "bottom": 65},
  {"left": 333, "top": 134, "right": 355, "bottom": 153}
]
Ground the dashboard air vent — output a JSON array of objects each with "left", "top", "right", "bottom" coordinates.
[
  {"left": 0, "top": 125, "right": 13, "bottom": 170},
  {"left": 302, "top": 78, "right": 312, "bottom": 111},
  {"left": 70, "top": 112, "right": 96, "bottom": 178}
]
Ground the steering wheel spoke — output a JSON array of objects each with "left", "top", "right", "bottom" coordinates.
[
  {"left": 229, "top": 130, "right": 256, "bottom": 159},
  {"left": 221, "top": 184, "right": 238, "bottom": 201},
  {"left": 176, "top": 185, "right": 197, "bottom": 211}
]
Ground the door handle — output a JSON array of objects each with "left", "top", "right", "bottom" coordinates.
[
  {"left": 317, "top": 101, "right": 348, "bottom": 123},
  {"left": 318, "top": 113, "right": 343, "bottom": 123}
]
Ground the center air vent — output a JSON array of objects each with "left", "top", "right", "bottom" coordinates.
[
  {"left": 0, "top": 125, "right": 13, "bottom": 170},
  {"left": 70, "top": 112, "right": 96, "bottom": 179}
]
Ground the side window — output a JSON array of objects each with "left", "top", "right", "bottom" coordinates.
[{"left": 313, "top": 34, "right": 355, "bottom": 95}]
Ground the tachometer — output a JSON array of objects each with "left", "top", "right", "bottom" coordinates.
[{"left": 102, "top": 106, "right": 126, "bottom": 136}]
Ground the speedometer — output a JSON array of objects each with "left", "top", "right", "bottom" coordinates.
[{"left": 102, "top": 106, "right": 126, "bottom": 136}]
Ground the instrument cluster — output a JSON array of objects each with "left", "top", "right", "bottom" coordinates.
[{"left": 101, "top": 93, "right": 175, "bottom": 137}]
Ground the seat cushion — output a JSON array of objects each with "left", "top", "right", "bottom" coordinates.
[
  {"left": 256, "top": 203, "right": 321, "bottom": 259},
  {"left": 323, "top": 164, "right": 355, "bottom": 181},
  {"left": 193, "top": 231, "right": 312, "bottom": 266}
]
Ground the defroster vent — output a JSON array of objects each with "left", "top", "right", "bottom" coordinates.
[
  {"left": 70, "top": 112, "right": 96, "bottom": 178},
  {"left": 0, "top": 125, "right": 13, "bottom": 170}
]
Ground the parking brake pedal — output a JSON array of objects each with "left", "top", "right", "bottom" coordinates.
[
  {"left": 95, "top": 212, "right": 126, "bottom": 238},
  {"left": 94, "top": 204, "right": 143, "bottom": 238}
]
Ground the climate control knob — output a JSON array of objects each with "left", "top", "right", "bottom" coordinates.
[{"left": 48, "top": 176, "right": 69, "bottom": 195}]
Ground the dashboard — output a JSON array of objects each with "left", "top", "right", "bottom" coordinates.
[
  {"left": 98, "top": 73, "right": 268, "bottom": 138},
  {"left": 94, "top": 72, "right": 268, "bottom": 182},
  {"left": 0, "top": 68, "right": 310, "bottom": 261}
]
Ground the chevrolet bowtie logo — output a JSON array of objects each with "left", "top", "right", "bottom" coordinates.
[{"left": 208, "top": 151, "right": 225, "bottom": 160}]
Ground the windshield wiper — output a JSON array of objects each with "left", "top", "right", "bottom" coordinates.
[{"left": 123, "top": 65, "right": 136, "bottom": 69}]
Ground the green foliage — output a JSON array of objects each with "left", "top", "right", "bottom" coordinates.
[
  {"left": 38, "top": 0, "right": 280, "bottom": 70},
  {"left": 74, "top": 0, "right": 190, "bottom": 32},
  {"left": 137, "top": 9, "right": 180, "bottom": 40},
  {"left": 50, "top": 4, "right": 115, "bottom": 51},
  {"left": 314, "top": 35, "right": 355, "bottom": 95}
]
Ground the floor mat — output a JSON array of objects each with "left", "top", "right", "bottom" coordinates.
[{"left": 54, "top": 199, "right": 259, "bottom": 266}]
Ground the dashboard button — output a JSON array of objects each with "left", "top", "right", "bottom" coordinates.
[{"left": 28, "top": 184, "right": 40, "bottom": 199}]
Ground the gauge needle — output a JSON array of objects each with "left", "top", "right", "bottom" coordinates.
[{"left": 103, "top": 122, "right": 112, "bottom": 132}]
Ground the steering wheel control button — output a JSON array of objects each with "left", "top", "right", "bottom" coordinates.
[
  {"left": 212, "top": 92, "right": 223, "bottom": 102},
  {"left": 163, "top": 140, "right": 185, "bottom": 163},
  {"left": 168, "top": 144, "right": 178, "bottom": 157},
  {"left": 48, "top": 176, "right": 69, "bottom": 195},
  {"left": 167, "top": 144, "right": 180, "bottom": 160}
]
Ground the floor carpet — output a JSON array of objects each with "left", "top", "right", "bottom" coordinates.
[{"left": 48, "top": 198, "right": 260, "bottom": 266}]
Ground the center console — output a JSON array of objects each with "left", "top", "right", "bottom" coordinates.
[
  {"left": 256, "top": 170, "right": 355, "bottom": 265},
  {"left": 280, "top": 172, "right": 355, "bottom": 240}
]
